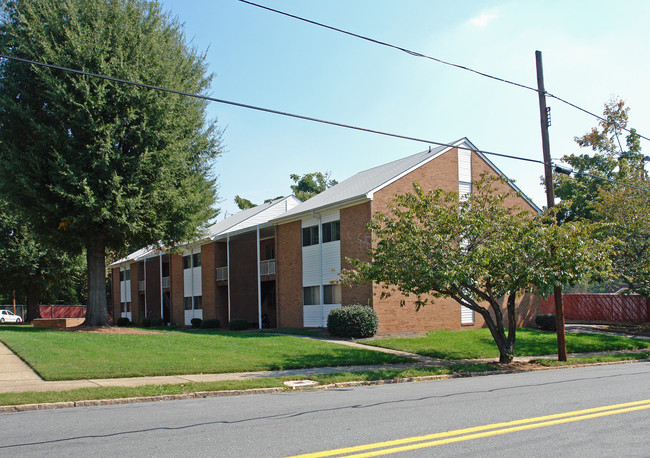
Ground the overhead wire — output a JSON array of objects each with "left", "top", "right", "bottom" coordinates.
[
  {"left": 238, "top": 0, "right": 650, "bottom": 144},
  {"left": 0, "top": 53, "right": 648, "bottom": 194}
]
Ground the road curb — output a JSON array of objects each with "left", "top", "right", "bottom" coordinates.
[{"left": 2, "top": 358, "right": 647, "bottom": 414}]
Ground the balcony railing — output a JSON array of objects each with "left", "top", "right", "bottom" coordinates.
[
  {"left": 138, "top": 280, "right": 145, "bottom": 292},
  {"left": 216, "top": 266, "right": 228, "bottom": 282},
  {"left": 260, "top": 259, "right": 276, "bottom": 276},
  {"left": 161, "top": 276, "right": 170, "bottom": 289}
]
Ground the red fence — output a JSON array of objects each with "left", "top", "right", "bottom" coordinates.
[
  {"left": 541, "top": 294, "right": 649, "bottom": 323},
  {"left": 39, "top": 305, "right": 87, "bottom": 319}
]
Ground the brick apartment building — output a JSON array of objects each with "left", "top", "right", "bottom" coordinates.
[{"left": 110, "top": 138, "right": 542, "bottom": 333}]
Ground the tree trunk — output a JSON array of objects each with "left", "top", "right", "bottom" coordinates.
[
  {"left": 479, "top": 304, "right": 514, "bottom": 364},
  {"left": 26, "top": 293, "right": 41, "bottom": 322},
  {"left": 84, "top": 236, "right": 110, "bottom": 327}
]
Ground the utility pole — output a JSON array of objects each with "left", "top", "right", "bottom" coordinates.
[{"left": 535, "top": 50, "right": 567, "bottom": 361}]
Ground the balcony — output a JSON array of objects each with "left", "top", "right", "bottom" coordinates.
[
  {"left": 138, "top": 280, "right": 145, "bottom": 292},
  {"left": 260, "top": 259, "right": 275, "bottom": 276},
  {"left": 216, "top": 266, "right": 228, "bottom": 282},
  {"left": 161, "top": 276, "right": 170, "bottom": 289}
]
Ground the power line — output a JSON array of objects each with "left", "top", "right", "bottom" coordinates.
[
  {"left": 238, "top": 0, "right": 650, "bottom": 144},
  {"left": 0, "top": 53, "right": 546, "bottom": 165},
  {"left": 1, "top": 53, "right": 648, "bottom": 195}
]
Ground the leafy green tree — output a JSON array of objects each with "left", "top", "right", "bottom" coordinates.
[
  {"left": 0, "top": 199, "right": 86, "bottom": 320},
  {"left": 341, "top": 176, "right": 611, "bottom": 363},
  {"left": 554, "top": 98, "right": 645, "bottom": 222},
  {"left": 234, "top": 171, "right": 336, "bottom": 208},
  {"left": 290, "top": 171, "right": 337, "bottom": 201},
  {"left": 0, "top": 0, "right": 222, "bottom": 326},
  {"left": 234, "top": 195, "right": 257, "bottom": 210},
  {"left": 594, "top": 177, "right": 650, "bottom": 298}
]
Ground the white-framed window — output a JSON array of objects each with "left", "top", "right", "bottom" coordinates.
[
  {"left": 302, "top": 226, "right": 319, "bottom": 247},
  {"left": 303, "top": 286, "right": 320, "bottom": 305},
  {"left": 323, "top": 285, "right": 341, "bottom": 304},
  {"left": 184, "top": 296, "right": 202, "bottom": 310},
  {"left": 322, "top": 221, "right": 340, "bottom": 243}
]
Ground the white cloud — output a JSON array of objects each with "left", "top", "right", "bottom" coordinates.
[{"left": 467, "top": 12, "right": 498, "bottom": 27}]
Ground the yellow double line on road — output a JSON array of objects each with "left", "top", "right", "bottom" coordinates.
[{"left": 288, "top": 399, "right": 650, "bottom": 457}]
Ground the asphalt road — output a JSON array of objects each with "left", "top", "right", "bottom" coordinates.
[{"left": 1, "top": 362, "right": 649, "bottom": 457}]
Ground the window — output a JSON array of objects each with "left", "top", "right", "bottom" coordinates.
[
  {"left": 183, "top": 255, "right": 191, "bottom": 270},
  {"left": 125, "top": 269, "right": 131, "bottom": 281},
  {"left": 323, "top": 285, "right": 341, "bottom": 304},
  {"left": 322, "top": 221, "right": 340, "bottom": 243},
  {"left": 266, "top": 244, "right": 275, "bottom": 260},
  {"left": 303, "top": 286, "right": 320, "bottom": 305},
  {"left": 119, "top": 271, "right": 124, "bottom": 282},
  {"left": 302, "top": 225, "right": 319, "bottom": 247},
  {"left": 185, "top": 296, "right": 202, "bottom": 310},
  {"left": 121, "top": 302, "right": 131, "bottom": 313},
  {"left": 192, "top": 253, "right": 201, "bottom": 268}
]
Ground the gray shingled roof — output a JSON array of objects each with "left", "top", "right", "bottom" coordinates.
[{"left": 272, "top": 141, "right": 455, "bottom": 221}]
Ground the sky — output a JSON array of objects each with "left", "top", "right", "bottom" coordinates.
[{"left": 159, "top": 0, "right": 650, "bottom": 219}]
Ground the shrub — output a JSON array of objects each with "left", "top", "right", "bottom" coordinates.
[
  {"left": 201, "top": 318, "right": 221, "bottom": 329},
  {"left": 150, "top": 317, "right": 164, "bottom": 327},
  {"left": 190, "top": 318, "right": 202, "bottom": 329},
  {"left": 327, "top": 305, "right": 379, "bottom": 338},
  {"left": 141, "top": 318, "right": 152, "bottom": 328},
  {"left": 116, "top": 317, "right": 131, "bottom": 327},
  {"left": 535, "top": 314, "right": 557, "bottom": 331},
  {"left": 229, "top": 318, "right": 250, "bottom": 330}
]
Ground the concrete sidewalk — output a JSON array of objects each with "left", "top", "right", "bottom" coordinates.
[{"left": 0, "top": 325, "right": 647, "bottom": 394}]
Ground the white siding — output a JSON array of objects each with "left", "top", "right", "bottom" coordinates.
[
  {"left": 459, "top": 182, "right": 472, "bottom": 201},
  {"left": 183, "top": 267, "right": 193, "bottom": 297},
  {"left": 301, "top": 210, "right": 342, "bottom": 327},
  {"left": 461, "top": 306, "right": 474, "bottom": 324},
  {"left": 185, "top": 309, "right": 203, "bottom": 324},
  {"left": 458, "top": 149, "right": 472, "bottom": 182},
  {"left": 303, "top": 304, "right": 341, "bottom": 327},
  {"left": 321, "top": 241, "right": 341, "bottom": 283},
  {"left": 302, "top": 244, "right": 321, "bottom": 286},
  {"left": 183, "top": 249, "right": 202, "bottom": 297},
  {"left": 193, "top": 267, "right": 202, "bottom": 295},
  {"left": 120, "top": 267, "right": 131, "bottom": 303},
  {"left": 459, "top": 149, "right": 474, "bottom": 325}
]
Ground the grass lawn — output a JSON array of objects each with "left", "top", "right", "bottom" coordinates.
[
  {"left": 0, "top": 362, "right": 498, "bottom": 407},
  {"left": 361, "top": 328, "right": 650, "bottom": 360},
  {"left": 0, "top": 326, "right": 409, "bottom": 381}
]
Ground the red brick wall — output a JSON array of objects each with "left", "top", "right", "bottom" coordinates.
[
  {"left": 214, "top": 241, "right": 229, "bottom": 324},
  {"left": 145, "top": 256, "right": 161, "bottom": 319},
  {"left": 340, "top": 202, "right": 373, "bottom": 307},
  {"left": 201, "top": 242, "right": 217, "bottom": 320},
  {"left": 229, "top": 233, "right": 259, "bottom": 324},
  {"left": 472, "top": 153, "right": 539, "bottom": 213},
  {"left": 170, "top": 254, "right": 183, "bottom": 326},
  {"left": 371, "top": 148, "right": 463, "bottom": 332},
  {"left": 129, "top": 262, "right": 141, "bottom": 324},
  {"left": 276, "top": 221, "right": 303, "bottom": 328}
]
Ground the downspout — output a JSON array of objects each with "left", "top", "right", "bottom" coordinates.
[
  {"left": 159, "top": 252, "right": 163, "bottom": 322},
  {"left": 143, "top": 256, "right": 147, "bottom": 319},
  {"left": 257, "top": 225, "right": 262, "bottom": 329},
  {"left": 227, "top": 233, "right": 231, "bottom": 323},
  {"left": 312, "top": 210, "right": 324, "bottom": 327},
  {"left": 191, "top": 247, "right": 195, "bottom": 322},
  {"left": 120, "top": 266, "right": 124, "bottom": 318}
]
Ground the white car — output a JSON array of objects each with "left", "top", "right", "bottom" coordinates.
[{"left": 0, "top": 310, "right": 22, "bottom": 323}]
